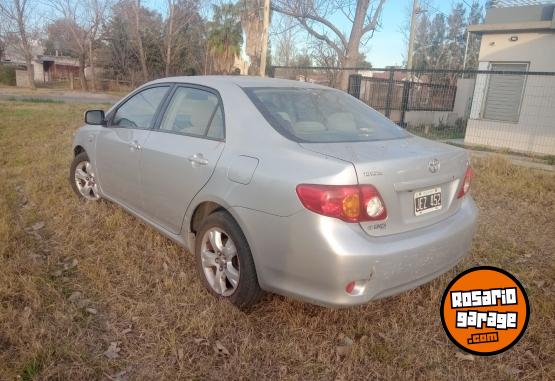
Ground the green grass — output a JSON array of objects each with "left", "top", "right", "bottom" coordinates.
[
  {"left": 406, "top": 120, "right": 467, "bottom": 140},
  {"left": 0, "top": 65, "right": 16, "bottom": 86},
  {"left": 7, "top": 97, "right": 65, "bottom": 104},
  {"left": 19, "top": 357, "right": 43, "bottom": 381}
]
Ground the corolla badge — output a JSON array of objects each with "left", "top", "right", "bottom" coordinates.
[{"left": 428, "top": 158, "right": 440, "bottom": 173}]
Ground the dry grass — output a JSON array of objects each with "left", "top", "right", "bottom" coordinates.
[
  {"left": 0, "top": 84, "right": 128, "bottom": 99},
  {"left": 0, "top": 100, "right": 554, "bottom": 380}
]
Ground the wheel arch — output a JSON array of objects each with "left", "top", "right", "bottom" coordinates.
[
  {"left": 73, "top": 145, "right": 86, "bottom": 156},
  {"left": 187, "top": 198, "right": 259, "bottom": 268},
  {"left": 190, "top": 201, "right": 226, "bottom": 235}
]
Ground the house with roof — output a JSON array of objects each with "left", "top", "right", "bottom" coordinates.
[
  {"left": 464, "top": 2, "right": 555, "bottom": 155},
  {"left": 1, "top": 41, "right": 80, "bottom": 87}
]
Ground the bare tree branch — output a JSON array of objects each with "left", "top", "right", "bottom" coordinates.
[
  {"left": 272, "top": 0, "right": 387, "bottom": 89},
  {"left": 0, "top": 0, "right": 37, "bottom": 88},
  {"left": 362, "top": 0, "right": 385, "bottom": 35},
  {"left": 294, "top": 15, "right": 343, "bottom": 57},
  {"left": 271, "top": 3, "right": 348, "bottom": 49}
]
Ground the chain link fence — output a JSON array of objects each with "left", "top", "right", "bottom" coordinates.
[{"left": 270, "top": 66, "right": 555, "bottom": 157}]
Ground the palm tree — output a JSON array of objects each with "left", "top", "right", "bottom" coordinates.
[{"left": 207, "top": 3, "right": 242, "bottom": 74}]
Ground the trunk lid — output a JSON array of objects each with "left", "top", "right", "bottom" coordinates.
[{"left": 300, "top": 136, "right": 469, "bottom": 236}]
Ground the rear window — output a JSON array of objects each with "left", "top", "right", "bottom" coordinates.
[{"left": 243, "top": 87, "right": 408, "bottom": 143}]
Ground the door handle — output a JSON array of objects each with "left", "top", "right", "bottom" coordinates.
[
  {"left": 188, "top": 153, "right": 208, "bottom": 166},
  {"left": 129, "top": 140, "right": 142, "bottom": 151}
]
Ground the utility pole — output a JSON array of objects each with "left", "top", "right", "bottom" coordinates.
[
  {"left": 462, "top": 30, "right": 470, "bottom": 76},
  {"left": 406, "top": 0, "right": 419, "bottom": 71},
  {"left": 259, "top": 0, "right": 271, "bottom": 76}
]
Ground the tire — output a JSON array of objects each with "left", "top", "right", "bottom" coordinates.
[
  {"left": 70, "top": 152, "right": 101, "bottom": 201},
  {"left": 195, "top": 210, "right": 263, "bottom": 308}
]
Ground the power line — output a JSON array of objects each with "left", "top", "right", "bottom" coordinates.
[
  {"left": 462, "top": 0, "right": 474, "bottom": 8},
  {"left": 426, "top": 3, "right": 449, "bottom": 18}
]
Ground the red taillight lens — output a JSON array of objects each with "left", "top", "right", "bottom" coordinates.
[
  {"left": 345, "top": 281, "right": 356, "bottom": 294},
  {"left": 296, "top": 184, "right": 387, "bottom": 222},
  {"left": 457, "top": 166, "right": 473, "bottom": 198}
]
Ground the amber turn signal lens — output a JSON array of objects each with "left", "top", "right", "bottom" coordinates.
[{"left": 342, "top": 193, "right": 360, "bottom": 219}]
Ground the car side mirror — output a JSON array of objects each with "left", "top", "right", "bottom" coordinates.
[{"left": 85, "top": 110, "right": 106, "bottom": 126}]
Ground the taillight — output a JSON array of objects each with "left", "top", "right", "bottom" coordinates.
[
  {"left": 457, "top": 166, "right": 473, "bottom": 198},
  {"left": 296, "top": 184, "right": 387, "bottom": 222}
]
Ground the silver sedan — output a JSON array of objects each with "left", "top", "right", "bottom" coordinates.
[{"left": 70, "top": 76, "right": 478, "bottom": 308}]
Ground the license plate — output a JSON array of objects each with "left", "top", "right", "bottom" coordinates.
[{"left": 414, "top": 187, "right": 442, "bottom": 216}]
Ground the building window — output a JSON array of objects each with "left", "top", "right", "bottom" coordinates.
[{"left": 483, "top": 63, "right": 528, "bottom": 122}]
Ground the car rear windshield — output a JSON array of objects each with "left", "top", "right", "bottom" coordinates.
[{"left": 243, "top": 87, "right": 409, "bottom": 143}]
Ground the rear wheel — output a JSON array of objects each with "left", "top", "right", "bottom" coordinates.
[
  {"left": 70, "top": 152, "right": 100, "bottom": 201},
  {"left": 195, "top": 211, "right": 263, "bottom": 308}
]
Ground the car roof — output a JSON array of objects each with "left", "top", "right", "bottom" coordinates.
[{"left": 148, "top": 75, "right": 332, "bottom": 90}]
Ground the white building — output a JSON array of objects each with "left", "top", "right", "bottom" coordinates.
[{"left": 465, "top": 3, "right": 555, "bottom": 155}]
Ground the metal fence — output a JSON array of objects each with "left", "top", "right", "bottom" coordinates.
[
  {"left": 270, "top": 66, "right": 555, "bottom": 157},
  {"left": 348, "top": 74, "right": 457, "bottom": 112}
]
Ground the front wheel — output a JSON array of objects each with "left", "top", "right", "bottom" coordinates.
[
  {"left": 70, "top": 152, "right": 101, "bottom": 201},
  {"left": 195, "top": 211, "right": 263, "bottom": 308}
]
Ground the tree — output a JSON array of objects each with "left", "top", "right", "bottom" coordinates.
[
  {"left": 163, "top": 0, "right": 204, "bottom": 76},
  {"left": 102, "top": 1, "right": 164, "bottom": 82},
  {"left": 102, "top": 7, "right": 138, "bottom": 80},
  {"left": 140, "top": 9, "right": 164, "bottom": 77},
  {"left": 0, "top": 0, "right": 38, "bottom": 89},
  {"left": 427, "top": 13, "right": 446, "bottom": 69},
  {"left": 49, "top": 0, "right": 111, "bottom": 91},
  {"left": 206, "top": 3, "right": 242, "bottom": 74},
  {"left": 271, "top": 0, "right": 386, "bottom": 89},
  {"left": 410, "top": 10, "right": 447, "bottom": 71},
  {"left": 46, "top": 16, "right": 88, "bottom": 90},
  {"left": 273, "top": 18, "right": 298, "bottom": 67},
  {"left": 45, "top": 19, "right": 76, "bottom": 56},
  {"left": 411, "top": 9, "right": 430, "bottom": 70},
  {"left": 240, "top": 0, "right": 272, "bottom": 75},
  {"left": 0, "top": 19, "right": 6, "bottom": 61},
  {"left": 134, "top": 0, "right": 149, "bottom": 80},
  {"left": 446, "top": 2, "right": 466, "bottom": 69},
  {"left": 171, "top": 11, "right": 206, "bottom": 75},
  {"left": 407, "top": 1, "right": 483, "bottom": 71},
  {"left": 165, "top": 0, "right": 176, "bottom": 76},
  {"left": 465, "top": 0, "right": 482, "bottom": 70},
  {"left": 87, "top": 0, "right": 110, "bottom": 91}
]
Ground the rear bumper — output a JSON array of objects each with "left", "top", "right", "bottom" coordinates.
[{"left": 235, "top": 197, "right": 478, "bottom": 307}]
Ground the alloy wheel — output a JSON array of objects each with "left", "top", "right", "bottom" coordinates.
[
  {"left": 74, "top": 160, "right": 100, "bottom": 201},
  {"left": 200, "top": 227, "right": 240, "bottom": 296}
]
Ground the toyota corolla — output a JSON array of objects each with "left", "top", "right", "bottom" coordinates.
[{"left": 70, "top": 76, "right": 478, "bottom": 308}]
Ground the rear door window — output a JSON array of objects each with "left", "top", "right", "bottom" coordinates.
[{"left": 159, "top": 87, "right": 223, "bottom": 138}]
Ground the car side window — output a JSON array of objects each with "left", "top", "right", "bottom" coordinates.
[
  {"left": 159, "top": 87, "right": 223, "bottom": 139},
  {"left": 112, "top": 86, "right": 169, "bottom": 129},
  {"left": 206, "top": 105, "right": 224, "bottom": 139}
]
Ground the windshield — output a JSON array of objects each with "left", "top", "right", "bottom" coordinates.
[{"left": 244, "top": 87, "right": 409, "bottom": 143}]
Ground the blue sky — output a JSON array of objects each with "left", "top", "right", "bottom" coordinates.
[
  {"left": 366, "top": 0, "right": 419, "bottom": 67},
  {"left": 319, "top": 0, "right": 488, "bottom": 67},
  {"left": 143, "top": 0, "right": 487, "bottom": 68}
]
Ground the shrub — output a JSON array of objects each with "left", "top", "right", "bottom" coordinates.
[{"left": 0, "top": 65, "right": 16, "bottom": 86}]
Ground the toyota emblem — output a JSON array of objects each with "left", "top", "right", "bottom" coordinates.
[{"left": 428, "top": 158, "right": 440, "bottom": 173}]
